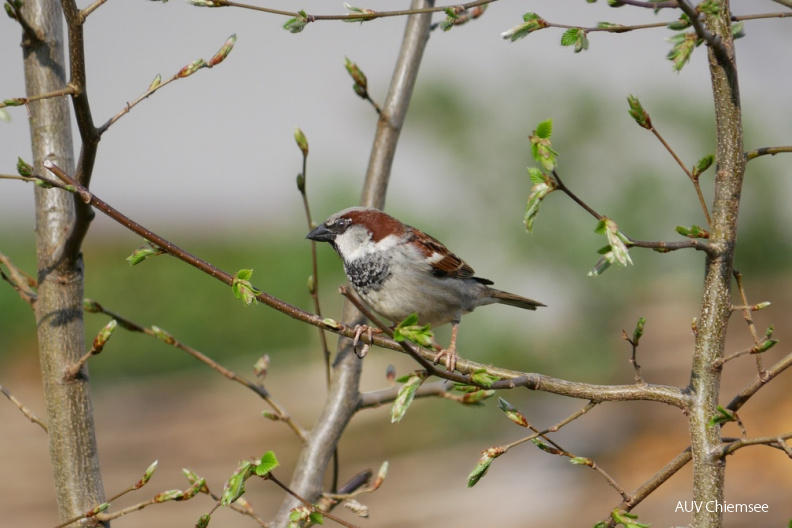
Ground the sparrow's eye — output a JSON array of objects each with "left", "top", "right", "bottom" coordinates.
[{"left": 327, "top": 217, "right": 352, "bottom": 232}]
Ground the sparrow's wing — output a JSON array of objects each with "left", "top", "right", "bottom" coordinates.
[{"left": 406, "top": 227, "right": 478, "bottom": 280}]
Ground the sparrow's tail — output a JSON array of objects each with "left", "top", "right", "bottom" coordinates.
[{"left": 490, "top": 289, "right": 546, "bottom": 311}]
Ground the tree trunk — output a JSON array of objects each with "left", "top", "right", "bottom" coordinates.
[
  {"left": 689, "top": 2, "right": 744, "bottom": 527},
  {"left": 21, "top": 0, "right": 107, "bottom": 524}
]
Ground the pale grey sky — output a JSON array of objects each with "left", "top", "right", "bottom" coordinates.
[{"left": 1, "top": 1, "right": 789, "bottom": 232}]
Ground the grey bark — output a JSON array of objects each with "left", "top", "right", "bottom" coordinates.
[{"left": 21, "top": 0, "right": 107, "bottom": 524}]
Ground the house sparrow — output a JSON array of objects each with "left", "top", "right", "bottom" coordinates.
[{"left": 306, "top": 207, "right": 545, "bottom": 372}]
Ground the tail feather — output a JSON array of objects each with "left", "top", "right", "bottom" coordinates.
[{"left": 490, "top": 288, "right": 545, "bottom": 311}]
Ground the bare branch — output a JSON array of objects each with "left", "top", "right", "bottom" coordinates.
[
  {"left": 204, "top": 0, "right": 495, "bottom": 23},
  {"left": 83, "top": 299, "right": 308, "bottom": 442},
  {"left": 0, "top": 384, "right": 48, "bottom": 432},
  {"left": 745, "top": 145, "right": 792, "bottom": 161},
  {"left": 717, "top": 431, "right": 792, "bottom": 458}
]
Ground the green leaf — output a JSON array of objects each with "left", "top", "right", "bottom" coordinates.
[
  {"left": 232, "top": 269, "right": 261, "bottom": 306},
  {"left": 569, "top": 456, "right": 593, "bottom": 466},
  {"left": 531, "top": 438, "right": 562, "bottom": 455},
  {"left": 498, "top": 397, "right": 529, "bottom": 427},
  {"left": 667, "top": 32, "right": 701, "bottom": 72},
  {"left": 560, "top": 28, "right": 588, "bottom": 53},
  {"left": 589, "top": 218, "right": 633, "bottom": 276},
  {"left": 732, "top": 21, "right": 745, "bottom": 39},
  {"left": 16, "top": 157, "right": 33, "bottom": 177},
  {"left": 221, "top": 461, "right": 255, "bottom": 506},
  {"left": 460, "top": 389, "right": 496, "bottom": 405},
  {"left": 632, "top": 317, "right": 646, "bottom": 344},
  {"left": 294, "top": 127, "right": 309, "bottom": 156},
  {"left": 500, "top": 12, "right": 548, "bottom": 42},
  {"left": 535, "top": 119, "right": 553, "bottom": 139},
  {"left": 560, "top": 28, "right": 579, "bottom": 46},
  {"left": 466, "top": 447, "right": 504, "bottom": 487},
  {"left": 626, "top": 94, "right": 651, "bottom": 129},
  {"left": 126, "top": 241, "right": 164, "bottom": 266},
  {"left": 529, "top": 120, "right": 559, "bottom": 171},
  {"left": 343, "top": 2, "right": 377, "bottom": 23},
  {"left": 524, "top": 178, "right": 555, "bottom": 233},
  {"left": 439, "top": 7, "right": 460, "bottom": 32},
  {"left": 196, "top": 513, "right": 211, "bottom": 528},
  {"left": 133, "top": 460, "right": 159, "bottom": 490},
  {"left": 283, "top": 10, "right": 309, "bottom": 33},
  {"left": 675, "top": 224, "right": 709, "bottom": 239},
  {"left": 344, "top": 57, "right": 369, "bottom": 98},
  {"left": 693, "top": 153, "right": 715, "bottom": 177},
  {"left": 391, "top": 371, "right": 427, "bottom": 423},
  {"left": 470, "top": 368, "right": 499, "bottom": 388},
  {"left": 393, "top": 313, "right": 434, "bottom": 347},
  {"left": 309, "top": 512, "right": 325, "bottom": 525},
  {"left": 667, "top": 14, "right": 691, "bottom": 31},
  {"left": 255, "top": 451, "right": 280, "bottom": 476},
  {"left": 707, "top": 405, "right": 735, "bottom": 427}
]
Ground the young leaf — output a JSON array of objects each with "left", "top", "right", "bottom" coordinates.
[
  {"left": 393, "top": 313, "right": 434, "bottom": 347},
  {"left": 343, "top": 2, "right": 378, "bottom": 23},
  {"left": 529, "top": 120, "right": 559, "bottom": 171},
  {"left": 707, "top": 405, "right": 735, "bottom": 427},
  {"left": 208, "top": 34, "right": 237, "bottom": 67},
  {"left": 255, "top": 451, "right": 280, "bottom": 476},
  {"left": 126, "top": 241, "right": 164, "bottom": 266},
  {"left": 631, "top": 317, "right": 646, "bottom": 344},
  {"left": 391, "top": 371, "right": 427, "bottom": 423},
  {"left": 524, "top": 179, "right": 555, "bottom": 233},
  {"left": 498, "top": 397, "right": 530, "bottom": 427},
  {"left": 500, "top": 12, "right": 548, "bottom": 42},
  {"left": 560, "top": 28, "right": 589, "bottom": 53},
  {"left": 466, "top": 447, "right": 504, "bottom": 487},
  {"left": 221, "top": 461, "right": 255, "bottom": 506},
  {"left": 283, "top": 10, "right": 309, "bottom": 33},
  {"left": 626, "top": 94, "right": 651, "bottom": 130},
  {"left": 667, "top": 32, "right": 701, "bottom": 72},
  {"left": 232, "top": 269, "right": 261, "bottom": 306}
]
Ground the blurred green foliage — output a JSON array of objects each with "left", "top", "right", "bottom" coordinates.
[{"left": 1, "top": 77, "right": 789, "bottom": 391}]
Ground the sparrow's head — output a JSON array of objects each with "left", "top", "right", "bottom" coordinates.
[{"left": 306, "top": 207, "right": 405, "bottom": 261}]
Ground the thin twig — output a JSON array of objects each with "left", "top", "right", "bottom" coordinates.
[
  {"left": 0, "top": 85, "right": 75, "bottom": 109},
  {"left": 504, "top": 402, "right": 629, "bottom": 500},
  {"left": 731, "top": 270, "right": 767, "bottom": 378},
  {"left": 358, "top": 381, "right": 450, "bottom": 409},
  {"left": 296, "top": 144, "right": 333, "bottom": 387},
  {"left": 267, "top": 473, "right": 360, "bottom": 528},
  {"left": 80, "top": 0, "right": 108, "bottom": 19},
  {"left": 207, "top": 0, "right": 495, "bottom": 22},
  {"left": 745, "top": 145, "right": 792, "bottom": 162},
  {"left": 609, "top": 448, "right": 692, "bottom": 525},
  {"left": 725, "top": 352, "right": 792, "bottom": 413},
  {"left": 649, "top": 126, "right": 712, "bottom": 227},
  {"left": 0, "top": 384, "right": 48, "bottom": 432},
  {"left": 716, "top": 431, "right": 792, "bottom": 458},
  {"left": 84, "top": 299, "right": 307, "bottom": 442},
  {"left": 0, "top": 252, "right": 38, "bottom": 307},
  {"left": 551, "top": 169, "right": 713, "bottom": 255}
]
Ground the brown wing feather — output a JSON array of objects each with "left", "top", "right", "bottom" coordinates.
[{"left": 406, "top": 227, "right": 477, "bottom": 279}]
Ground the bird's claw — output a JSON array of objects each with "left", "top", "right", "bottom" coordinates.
[
  {"left": 433, "top": 345, "right": 457, "bottom": 372},
  {"left": 352, "top": 324, "right": 379, "bottom": 358}
]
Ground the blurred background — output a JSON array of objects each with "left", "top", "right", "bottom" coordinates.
[{"left": 1, "top": 1, "right": 790, "bottom": 526}]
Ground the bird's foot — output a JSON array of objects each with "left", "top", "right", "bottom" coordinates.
[
  {"left": 351, "top": 324, "right": 381, "bottom": 358},
  {"left": 433, "top": 344, "right": 457, "bottom": 372}
]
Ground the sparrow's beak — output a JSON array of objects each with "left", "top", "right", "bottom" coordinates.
[{"left": 306, "top": 224, "right": 334, "bottom": 242}]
